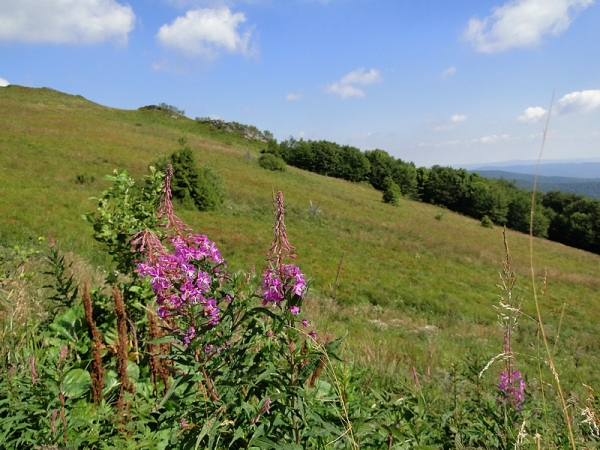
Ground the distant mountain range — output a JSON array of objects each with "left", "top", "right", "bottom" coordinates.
[
  {"left": 472, "top": 162, "right": 600, "bottom": 179},
  {"left": 454, "top": 160, "right": 600, "bottom": 200},
  {"left": 471, "top": 169, "right": 600, "bottom": 200}
]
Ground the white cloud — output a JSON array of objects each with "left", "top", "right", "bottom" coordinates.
[
  {"left": 472, "top": 134, "right": 509, "bottom": 143},
  {"left": 464, "top": 0, "right": 594, "bottom": 53},
  {"left": 434, "top": 114, "right": 468, "bottom": 131},
  {"left": 285, "top": 92, "right": 302, "bottom": 101},
  {"left": 0, "top": 0, "right": 135, "bottom": 45},
  {"left": 518, "top": 90, "right": 600, "bottom": 122},
  {"left": 517, "top": 106, "right": 548, "bottom": 123},
  {"left": 0, "top": 77, "right": 9, "bottom": 87},
  {"left": 441, "top": 66, "right": 457, "bottom": 79},
  {"left": 157, "top": 7, "right": 256, "bottom": 59},
  {"left": 450, "top": 114, "right": 468, "bottom": 123},
  {"left": 325, "top": 68, "right": 382, "bottom": 99},
  {"left": 556, "top": 89, "right": 600, "bottom": 114}
]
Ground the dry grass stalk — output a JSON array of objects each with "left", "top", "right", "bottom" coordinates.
[
  {"left": 147, "top": 309, "right": 170, "bottom": 395},
  {"left": 308, "top": 356, "right": 326, "bottom": 388},
  {"left": 581, "top": 384, "right": 600, "bottom": 437},
  {"left": 113, "top": 285, "right": 134, "bottom": 413},
  {"left": 82, "top": 283, "right": 104, "bottom": 405}
]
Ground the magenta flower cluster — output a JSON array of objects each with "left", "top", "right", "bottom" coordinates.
[
  {"left": 136, "top": 167, "right": 317, "bottom": 347},
  {"left": 261, "top": 264, "right": 306, "bottom": 307},
  {"left": 137, "top": 233, "right": 225, "bottom": 323},
  {"left": 498, "top": 368, "right": 526, "bottom": 410}
]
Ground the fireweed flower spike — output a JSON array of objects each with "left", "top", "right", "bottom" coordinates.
[
  {"left": 497, "top": 326, "right": 526, "bottom": 411},
  {"left": 135, "top": 164, "right": 226, "bottom": 328},
  {"left": 498, "top": 366, "right": 526, "bottom": 411},
  {"left": 261, "top": 191, "right": 307, "bottom": 308}
]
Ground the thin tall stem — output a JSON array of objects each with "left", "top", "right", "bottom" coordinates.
[{"left": 528, "top": 92, "right": 576, "bottom": 450}]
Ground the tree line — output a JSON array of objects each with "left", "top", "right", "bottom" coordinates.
[{"left": 262, "top": 138, "right": 600, "bottom": 255}]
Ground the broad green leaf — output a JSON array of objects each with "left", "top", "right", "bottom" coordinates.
[{"left": 62, "top": 368, "right": 91, "bottom": 399}]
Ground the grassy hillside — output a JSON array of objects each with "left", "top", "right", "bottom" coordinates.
[{"left": 2, "top": 84, "right": 600, "bottom": 390}]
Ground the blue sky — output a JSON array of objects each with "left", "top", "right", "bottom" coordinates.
[{"left": 1, "top": 0, "right": 599, "bottom": 167}]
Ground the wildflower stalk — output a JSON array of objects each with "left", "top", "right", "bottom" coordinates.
[
  {"left": 494, "top": 228, "right": 525, "bottom": 412},
  {"left": 83, "top": 283, "right": 104, "bottom": 405},
  {"left": 114, "top": 285, "right": 134, "bottom": 415}
]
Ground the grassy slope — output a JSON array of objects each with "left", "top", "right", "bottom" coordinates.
[{"left": 1, "top": 85, "right": 599, "bottom": 388}]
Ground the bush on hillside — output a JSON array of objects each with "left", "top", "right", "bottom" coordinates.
[
  {"left": 481, "top": 215, "right": 494, "bottom": 228},
  {"left": 158, "top": 102, "right": 185, "bottom": 116},
  {"left": 382, "top": 176, "right": 401, "bottom": 205},
  {"left": 154, "top": 138, "right": 226, "bottom": 211},
  {"left": 259, "top": 153, "right": 286, "bottom": 172}
]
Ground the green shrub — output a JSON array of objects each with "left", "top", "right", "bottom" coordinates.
[
  {"left": 195, "top": 165, "right": 226, "bottom": 211},
  {"left": 163, "top": 138, "right": 226, "bottom": 211},
  {"left": 258, "top": 153, "right": 286, "bottom": 172},
  {"left": 382, "top": 176, "right": 401, "bottom": 205},
  {"left": 481, "top": 215, "right": 494, "bottom": 228}
]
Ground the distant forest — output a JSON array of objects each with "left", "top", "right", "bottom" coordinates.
[{"left": 262, "top": 138, "right": 600, "bottom": 255}]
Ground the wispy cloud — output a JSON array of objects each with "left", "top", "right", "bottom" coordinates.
[
  {"left": 325, "top": 68, "right": 382, "bottom": 99},
  {"left": 464, "top": 0, "right": 594, "bottom": 53},
  {"left": 434, "top": 114, "right": 468, "bottom": 131},
  {"left": 285, "top": 91, "right": 303, "bottom": 101},
  {"left": 518, "top": 89, "right": 600, "bottom": 122},
  {"left": 441, "top": 66, "right": 457, "bottom": 79},
  {"left": 350, "top": 131, "right": 372, "bottom": 140},
  {"left": 156, "top": 7, "right": 257, "bottom": 60},
  {"left": 0, "top": 77, "right": 9, "bottom": 87},
  {"left": 0, "top": 0, "right": 135, "bottom": 45},
  {"left": 472, "top": 134, "right": 509, "bottom": 143}
]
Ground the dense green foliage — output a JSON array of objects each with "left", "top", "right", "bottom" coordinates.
[
  {"left": 275, "top": 138, "right": 600, "bottom": 252},
  {"left": 155, "top": 138, "right": 226, "bottom": 212}
]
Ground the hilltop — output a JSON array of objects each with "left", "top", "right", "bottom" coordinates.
[{"left": 1, "top": 85, "right": 599, "bottom": 387}]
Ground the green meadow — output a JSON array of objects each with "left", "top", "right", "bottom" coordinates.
[{"left": 2, "top": 85, "right": 600, "bottom": 448}]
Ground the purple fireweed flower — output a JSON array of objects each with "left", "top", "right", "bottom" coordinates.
[
  {"left": 308, "top": 330, "right": 317, "bottom": 340},
  {"left": 302, "top": 319, "right": 309, "bottom": 328},
  {"left": 498, "top": 367, "right": 526, "bottom": 410},
  {"left": 134, "top": 166, "right": 227, "bottom": 325},
  {"left": 183, "top": 327, "right": 196, "bottom": 346},
  {"left": 261, "top": 191, "right": 307, "bottom": 306},
  {"left": 204, "top": 344, "right": 214, "bottom": 354},
  {"left": 261, "top": 263, "right": 307, "bottom": 306},
  {"left": 290, "top": 306, "right": 300, "bottom": 315}
]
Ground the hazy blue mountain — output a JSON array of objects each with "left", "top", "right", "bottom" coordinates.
[
  {"left": 464, "top": 161, "right": 600, "bottom": 179},
  {"left": 474, "top": 170, "right": 600, "bottom": 200}
]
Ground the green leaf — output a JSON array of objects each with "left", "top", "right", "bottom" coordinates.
[{"left": 62, "top": 368, "right": 91, "bottom": 399}]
